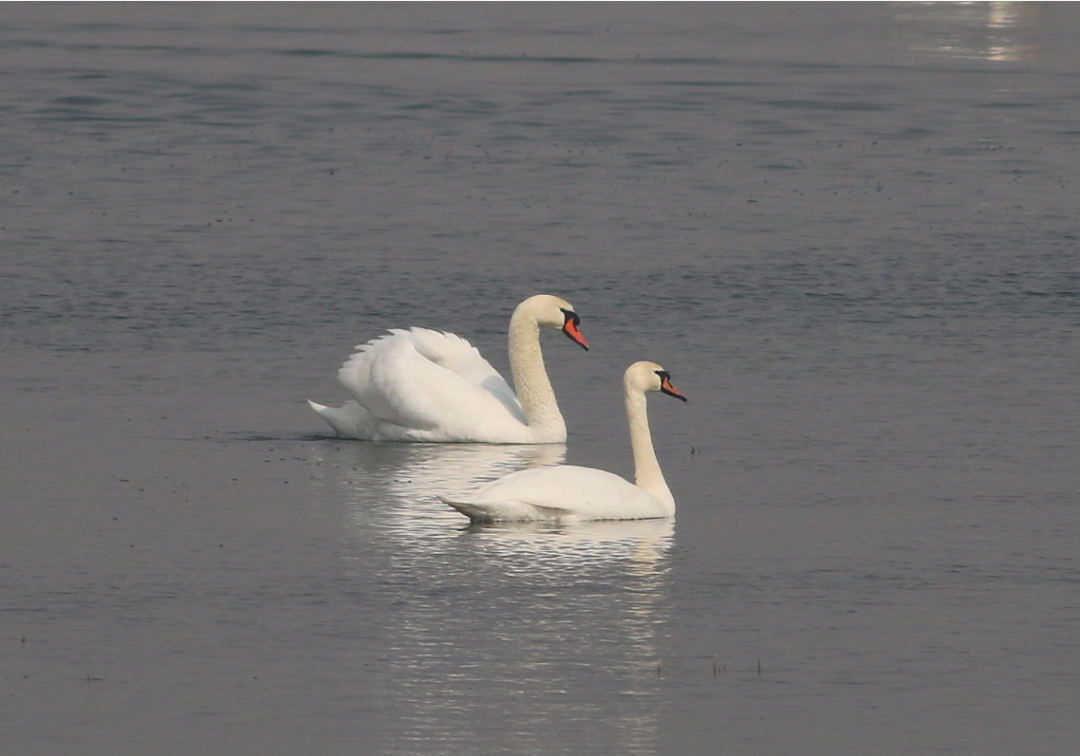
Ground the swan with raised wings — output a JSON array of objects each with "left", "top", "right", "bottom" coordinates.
[
  {"left": 440, "top": 361, "right": 687, "bottom": 522},
  {"left": 308, "top": 294, "right": 589, "bottom": 443}
]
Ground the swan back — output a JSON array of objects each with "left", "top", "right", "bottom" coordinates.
[{"left": 441, "top": 465, "right": 667, "bottom": 523}]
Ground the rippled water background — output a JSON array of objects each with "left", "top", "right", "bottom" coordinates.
[{"left": 3, "top": 4, "right": 1080, "bottom": 755}]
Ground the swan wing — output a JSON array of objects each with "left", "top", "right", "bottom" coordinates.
[
  {"left": 442, "top": 465, "right": 668, "bottom": 522},
  {"left": 405, "top": 328, "right": 523, "bottom": 418},
  {"left": 337, "top": 328, "right": 528, "bottom": 440}
]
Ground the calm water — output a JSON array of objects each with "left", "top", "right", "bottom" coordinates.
[{"left": 3, "top": 4, "right": 1080, "bottom": 755}]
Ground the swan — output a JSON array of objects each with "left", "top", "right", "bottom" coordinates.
[
  {"left": 440, "top": 361, "right": 687, "bottom": 522},
  {"left": 307, "top": 294, "right": 589, "bottom": 443}
]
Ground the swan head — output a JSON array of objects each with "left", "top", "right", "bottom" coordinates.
[
  {"left": 625, "top": 361, "right": 688, "bottom": 401},
  {"left": 516, "top": 294, "right": 589, "bottom": 351}
]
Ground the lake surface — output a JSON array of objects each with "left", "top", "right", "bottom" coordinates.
[{"left": 2, "top": 4, "right": 1079, "bottom": 755}]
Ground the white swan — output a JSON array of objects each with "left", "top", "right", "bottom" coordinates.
[
  {"left": 440, "top": 361, "right": 687, "bottom": 522},
  {"left": 307, "top": 294, "right": 589, "bottom": 443}
]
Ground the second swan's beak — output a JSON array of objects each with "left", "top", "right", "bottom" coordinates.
[
  {"left": 561, "top": 310, "right": 589, "bottom": 351},
  {"left": 658, "top": 372, "right": 688, "bottom": 402}
]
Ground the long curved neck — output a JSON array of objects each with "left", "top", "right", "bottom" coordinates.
[
  {"left": 507, "top": 306, "right": 565, "bottom": 438},
  {"left": 624, "top": 381, "right": 675, "bottom": 514}
]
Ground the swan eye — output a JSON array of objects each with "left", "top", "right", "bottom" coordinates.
[
  {"left": 655, "top": 370, "right": 670, "bottom": 381},
  {"left": 560, "top": 308, "right": 580, "bottom": 327}
]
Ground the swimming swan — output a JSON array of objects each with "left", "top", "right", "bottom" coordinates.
[
  {"left": 440, "top": 361, "right": 687, "bottom": 522},
  {"left": 308, "top": 294, "right": 589, "bottom": 443}
]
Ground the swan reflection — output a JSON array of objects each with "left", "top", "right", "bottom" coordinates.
[
  {"left": 464, "top": 517, "right": 674, "bottom": 566},
  {"left": 309, "top": 440, "right": 674, "bottom": 755},
  {"left": 309, "top": 440, "right": 565, "bottom": 533},
  {"left": 379, "top": 517, "right": 673, "bottom": 756}
]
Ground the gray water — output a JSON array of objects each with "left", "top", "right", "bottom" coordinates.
[{"left": 2, "top": 3, "right": 1079, "bottom": 755}]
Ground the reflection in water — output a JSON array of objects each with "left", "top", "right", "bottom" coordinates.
[
  {"left": 384, "top": 520, "right": 673, "bottom": 755},
  {"left": 896, "top": 2, "right": 1040, "bottom": 62},
  {"left": 332, "top": 441, "right": 567, "bottom": 536},
  {"left": 466, "top": 518, "right": 673, "bottom": 562},
  {"left": 310, "top": 442, "right": 675, "bottom": 755}
]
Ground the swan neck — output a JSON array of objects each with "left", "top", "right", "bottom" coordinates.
[
  {"left": 508, "top": 306, "right": 565, "bottom": 438},
  {"left": 625, "top": 380, "right": 675, "bottom": 514}
]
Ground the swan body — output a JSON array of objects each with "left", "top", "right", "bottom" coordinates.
[
  {"left": 308, "top": 294, "right": 588, "bottom": 443},
  {"left": 441, "top": 361, "right": 687, "bottom": 522}
]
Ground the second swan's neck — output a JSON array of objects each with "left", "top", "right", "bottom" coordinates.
[
  {"left": 624, "top": 380, "right": 675, "bottom": 514},
  {"left": 508, "top": 306, "right": 565, "bottom": 441}
]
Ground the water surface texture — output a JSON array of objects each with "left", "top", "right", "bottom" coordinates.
[{"left": 3, "top": 4, "right": 1080, "bottom": 755}]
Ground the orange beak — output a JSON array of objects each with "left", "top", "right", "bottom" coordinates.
[
  {"left": 561, "top": 311, "right": 589, "bottom": 351},
  {"left": 660, "top": 375, "right": 687, "bottom": 401}
]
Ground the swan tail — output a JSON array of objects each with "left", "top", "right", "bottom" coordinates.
[
  {"left": 438, "top": 495, "right": 497, "bottom": 523},
  {"left": 438, "top": 495, "right": 570, "bottom": 523},
  {"left": 307, "top": 399, "right": 376, "bottom": 439}
]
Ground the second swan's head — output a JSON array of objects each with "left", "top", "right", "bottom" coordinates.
[
  {"left": 516, "top": 294, "right": 589, "bottom": 351},
  {"left": 625, "top": 361, "right": 688, "bottom": 401}
]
